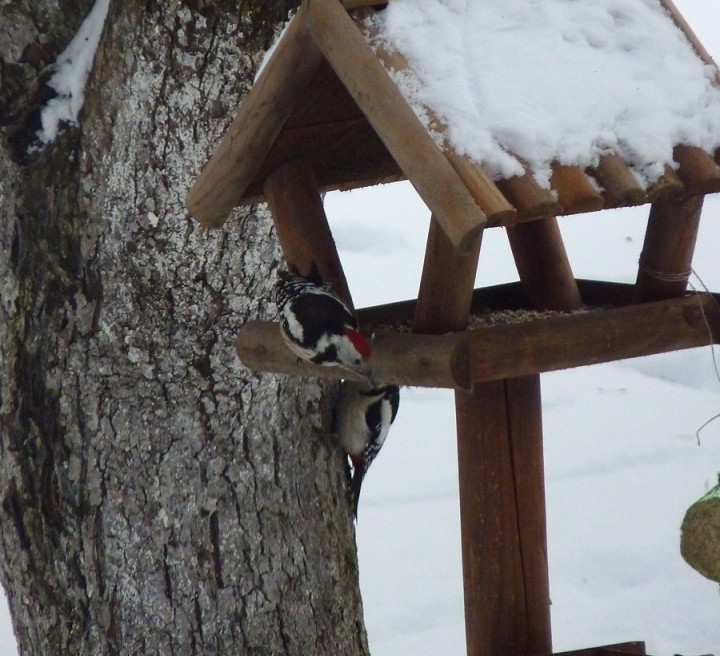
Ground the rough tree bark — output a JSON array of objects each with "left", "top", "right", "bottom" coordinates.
[{"left": 0, "top": 1, "right": 368, "bottom": 654}]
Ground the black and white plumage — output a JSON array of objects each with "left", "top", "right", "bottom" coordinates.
[
  {"left": 274, "top": 270, "right": 374, "bottom": 381},
  {"left": 334, "top": 380, "right": 400, "bottom": 517}
]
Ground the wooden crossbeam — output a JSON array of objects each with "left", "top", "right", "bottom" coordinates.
[
  {"left": 235, "top": 291, "right": 720, "bottom": 387},
  {"left": 547, "top": 642, "right": 647, "bottom": 656},
  {"left": 307, "top": 0, "right": 487, "bottom": 252},
  {"left": 465, "top": 293, "right": 720, "bottom": 383},
  {"left": 236, "top": 321, "right": 467, "bottom": 388}
]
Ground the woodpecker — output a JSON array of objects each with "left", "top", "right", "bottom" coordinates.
[
  {"left": 274, "top": 270, "right": 374, "bottom": 382},
  {"left": 334, "top": 380, "right": 400, "bottom": 517}
]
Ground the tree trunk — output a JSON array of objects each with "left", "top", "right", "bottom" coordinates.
[{"left": 0, "top": 2, "right": 368, "bottom": 654}]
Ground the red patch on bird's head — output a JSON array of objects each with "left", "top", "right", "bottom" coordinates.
[{"left": 345, "top": 328, "right": 371, "bottom": 360}]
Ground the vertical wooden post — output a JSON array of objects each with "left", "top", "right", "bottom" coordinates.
[
  {"left": 634, "top": 195, "right": 703, "bottom": 303},
  {"left": 264, "top": 159, "right": 354, "bottom": 309},
  {"left": 506, "top": 216, "right": 582, "bottom": 311},
  {"left": 456, "top": 376, "right": 551, "bottom": 656},
  {"left": 413, "top": 217, "right": 552, "bottom": 655},
  {"left": 413, "top": 215, "right": 483, "bottom": 333}
]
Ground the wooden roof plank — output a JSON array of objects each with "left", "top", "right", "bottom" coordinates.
[
  {"left": 646, "top": 165, "right": 685, "bottom": 202},
  {"left": 356, "top": 13, "right": 517, "bottom": 227},
  {"left": 590, "top": 154, "right": 646, "bottom": 208},
  {"left": 550, "top": 164, "right": 605, "bottom": 215},
  {"left": 673, "top": 144, "right": 720, "bottom": 195},
  {"left": 185, "top": 3, "right": 323, "bottom": 227},
  {"left": 307, "top": 0, "right": 487, "bottom": 252},
  {"left": 496, "top": 173, "right": 563, "bottom": 221}
]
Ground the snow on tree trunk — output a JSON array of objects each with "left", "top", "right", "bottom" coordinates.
[{"left": 0, "top": 2, "right": 368, "bottom": 654}]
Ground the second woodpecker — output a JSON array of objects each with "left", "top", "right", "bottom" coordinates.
[
  {"left": 335, "top": 380, "right": 400, "bottom": 517},
  {"left": 274, "top": 270, "right": 374, "bottom": 382}
]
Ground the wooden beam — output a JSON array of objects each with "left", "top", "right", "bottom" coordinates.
[
  {"left": 590, "top": 155, "right": 646, "bottom": 208},
  {"left": 455, "top": 376, "right": 551, "bottom": 655},
  {"left": 356, "top": 17, "right": 516, "bottom": 228},
  {"left": 546, "top": 642, "right": 647, "bottom": 656},
  {"left": 186, "top": 4, "right": 323, "bottom": 227},
  {"left": 235, "top": 321, "right": 468, "bottom": 388},
  {"left": 496, "top": 172, "right": 563, "bottom": 221},
  {"left": 550, "top": 164, "right": 604, "bottom": 215},
  {"left": 263, "top": 159, "right": 354, "bottom": 309},
  {"left": 634, "top": 195, "right": 703, "bottom": 302},
  {"left": 307, "top": 0, "right": 487, "bottom": 252},
  {"left": 673, "top": 145, "right": 720, "bottom": 196},
  {"left": 506, "top": 217, "right": 582, "bottom": 312},
  {"left": 413, "top": 215, "right": 483, "bottom": 334},
  {"left": 236, "top": 292, "right": 720, "bottom": 387},
  {"left": 465, "top": 293, "right": 720, "bottom": 383},
  {"left": 357, "top": 279, "right": 710, "bottom": 331}
]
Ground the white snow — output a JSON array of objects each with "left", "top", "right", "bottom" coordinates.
[
  {"left": 3, "top": 1, "right": 720, "bottom": 655},
  {"left": 367, "top": 0, "right": 720, "bottom": 187},
  {"left": 36, "top": 0, "right": 110, "bottom": 144}
]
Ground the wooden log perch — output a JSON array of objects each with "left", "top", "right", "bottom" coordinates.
[
  {"left": 307, "top": 0, "right": 486, "bottom": 252},
  {"left": 465, "top": 293, "right": 720, "bottom": 383},
  {"left": 236, "top": 321, "right": 469, "bottom": 388},
  {"left": 236, "top": 293, "right": 720, "bottom": 387}
]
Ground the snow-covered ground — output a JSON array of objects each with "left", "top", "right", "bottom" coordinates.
[{"left": 2, "top": 1, "right": 719, "bottom": 654}]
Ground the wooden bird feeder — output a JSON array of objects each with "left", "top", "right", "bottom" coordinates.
[{"left": 186, "top": 0, "right": 720, "bottom": 654}]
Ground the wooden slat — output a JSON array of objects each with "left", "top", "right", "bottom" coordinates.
[
  {"left": 497, "top": 172, "right": 563, "bottom": 221},
  {"left": 673, "top": 144, "right": 720, "bottom": 195},
  {"left": 307, "top": 0, "right": 486, "bottom": 252},
  {"left": 465, "top": 293, "right": 720, "bottom": 384},
  {"left": 445, "top": 152, "right": 517, "bottom": 226},
  {"left": 547, "top": 642, "right": 647, "bottom": 656},
  {"left": 236, "top": 294, "right": 720, "bottom": 386},
  {"left": 455, "top": 376, "right": 551, "bottom": 656},
  {"left": 413, "top": 215, "right": 483, "bottom": 334},
  {"left": 263, "top": 159, "right": 354, "bottom": 309},
  {"left": 550, "top": 164, "right": 605, "bottom": 215},
  {"left": 646, "top": 165, "right": 685, "bottom": 202},
  {"left": 507, "top": 217, "right": 582, "bottom": 312},
  {"left": 356, "top": 16, "right": 516, "bottom": 227},
  {"left": 235, "top": 321, "right": 468, "bottom": 388},
  {"left": 589, "top": 154, "right": 646, "bottom": 208},
  {"left": 240, "top": 117, "right": 403, "bottom": 202},
  {"left": 634, "top": 195, "right": 703, "bottom": 302},
  {"left": 186, "top": 4, "right": 323, "bottom": 227}
]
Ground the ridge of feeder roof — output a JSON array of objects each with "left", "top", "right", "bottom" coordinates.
[{"left": 362, "top": 0, "right": 720, "bottom": 188}]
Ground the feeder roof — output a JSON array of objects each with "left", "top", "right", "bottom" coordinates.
[{"left": 186, "top": 0, "right": 720, "bottom": 250}]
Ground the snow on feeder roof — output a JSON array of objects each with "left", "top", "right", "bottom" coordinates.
[{"left": 186, "top": 0, "right": 720, "bottom": 252}]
